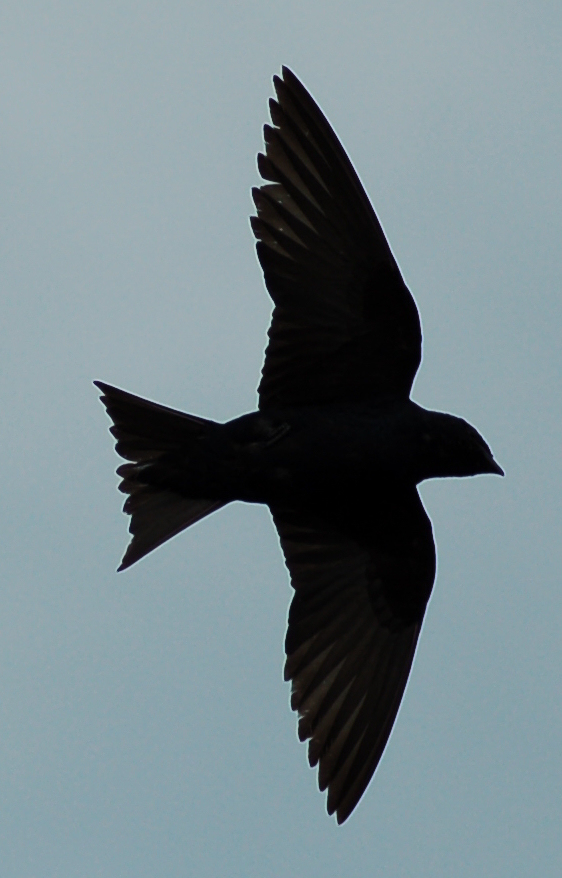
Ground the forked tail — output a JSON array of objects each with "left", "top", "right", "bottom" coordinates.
[{"left": 95, "top": 381, "right": 226, "bottom": 570}]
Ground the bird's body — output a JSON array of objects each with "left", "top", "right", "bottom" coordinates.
[
  {"left": 121, "top": 399, "right": 499, "bottom": 507},
  {"left": 96, "top": 67, "right": 502, "bottom": 823}
]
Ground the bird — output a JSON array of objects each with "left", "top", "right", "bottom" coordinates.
[{"left": 95, "top": 66, "right": 503, "bottom": 824}]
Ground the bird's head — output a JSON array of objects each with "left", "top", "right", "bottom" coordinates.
[{"left": 419, "top": 411, "right": 504, "bottom": 481}]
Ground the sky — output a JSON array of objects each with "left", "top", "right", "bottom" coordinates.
[{"left": 2, "top": 1, "right": 562, "bottom": 876}]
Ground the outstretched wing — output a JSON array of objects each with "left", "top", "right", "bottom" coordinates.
[
  {"left": 271, "top": 490, "right": 435, "bottom": 823},
  {"left": 252, "top": 67, "right": 421, "bottom": 410}
]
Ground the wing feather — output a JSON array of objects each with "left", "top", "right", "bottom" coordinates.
[
  {"left": 272, "top": 492, "right": 435, "bottom": 822},
  {"left": 253, "top": 68, "right": 422, "bottom": 408}
]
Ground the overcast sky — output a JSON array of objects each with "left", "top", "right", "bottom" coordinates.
[{"left": 2, "top": 2, "right": 562, "bottom": 876}]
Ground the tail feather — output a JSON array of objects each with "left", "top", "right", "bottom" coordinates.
[
  {"left": 117, "top": 489, "right": 224, "bottom": 571},
  {"left": 95, "top": 381, "right": 227, "bottom": 569}
]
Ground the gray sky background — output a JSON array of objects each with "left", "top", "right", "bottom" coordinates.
[{"left": 2, "top": 2, "right": 561, "bottom": 876}]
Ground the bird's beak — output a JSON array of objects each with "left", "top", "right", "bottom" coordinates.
[{"left": 489, "top": 458, "right": 504, "bottom": 476}]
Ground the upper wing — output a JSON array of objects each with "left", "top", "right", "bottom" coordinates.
[
  {"left": 252, "top": 67, "right": 421, "bottom": 410},
  {"left": 271, "top": 490, "right": 435, "bottom": 823}
]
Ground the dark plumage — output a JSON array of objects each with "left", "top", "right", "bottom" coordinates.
[{"left": 96, "top": 67, "right": 502, "bottom": 823}]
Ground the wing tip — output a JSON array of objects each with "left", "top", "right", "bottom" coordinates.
[{"left": 280, "top": 65, "right": 298, "bottom": 86}]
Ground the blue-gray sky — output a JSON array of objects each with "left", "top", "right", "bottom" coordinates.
[{"left": 2, "top": 2, "right": 561, "bottom": 876}]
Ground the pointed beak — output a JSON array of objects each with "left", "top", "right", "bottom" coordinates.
[{"left": 489, "top": 458, "right": 504, "bottom": 476}]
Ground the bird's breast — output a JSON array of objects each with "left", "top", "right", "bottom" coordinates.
[{"left": 224, "top": 402, "right": 422, "bottom": 505}]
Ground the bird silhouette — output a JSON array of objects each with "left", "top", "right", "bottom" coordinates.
[{"left": 96, "top": 67, "right": 502, "bottom": 823}]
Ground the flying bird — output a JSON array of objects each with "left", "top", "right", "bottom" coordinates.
[{"left": 96, "top": 67, "right": 502, "bottom": 823}]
